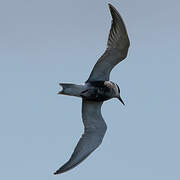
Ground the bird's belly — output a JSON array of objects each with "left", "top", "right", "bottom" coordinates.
[{"left": 80, "top": 86, "right": 111, "bottom": 101}]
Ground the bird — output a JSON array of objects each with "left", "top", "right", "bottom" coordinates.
[{"left": 54, "top": 3, "right": 130, "bottom": 175}]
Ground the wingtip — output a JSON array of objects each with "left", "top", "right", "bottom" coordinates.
[
  {"left": 53, "top": 171, "right": 58, "bottom": 175},
  {"left": 108, "top": 3, "right": 113, "bottom": 8},
  {"left": 53, "top": 169, "right": 62, "bottom": 175},
  {"left": 108, "top": 3, "right": 113, "bottom": 12},
  {"left": 53, "top": 163, "right": 70, "bottom": 175},
  {"left": 108, "top": 3, "right": 116, "bottom": 11},
  {"left": 108, "top": 3, "right": 121, "bottom": 17}
]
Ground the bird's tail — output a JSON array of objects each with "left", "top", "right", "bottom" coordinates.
[{"left": 58, "top": 83, "right": 86, "bottom": 98}]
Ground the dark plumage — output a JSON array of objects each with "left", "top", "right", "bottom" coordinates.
[{"left": 55, "top": 3, "right": 130, "bottom": 174}]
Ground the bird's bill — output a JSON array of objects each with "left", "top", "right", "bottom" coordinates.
[{"left": 118, "top": 96, "right": 125, "bottom": 105}]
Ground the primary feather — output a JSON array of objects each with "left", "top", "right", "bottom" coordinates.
[
  {"left": 86, "top": 4, "right": 130, "bottom": 82},
  {"left": 54, "top": 100, "right": 106, "bottom": 174}
]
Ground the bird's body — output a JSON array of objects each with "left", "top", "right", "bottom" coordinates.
[
  {"left": 59, "top": 80, "right": 121, "bottom": 102},
  {"left": 82, "top": 81, "right": 120, "bottom": 101},
  {"left": 54, "top": 3, "right": 130, "bottom": 175}
]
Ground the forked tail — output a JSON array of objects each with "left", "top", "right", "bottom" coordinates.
[{"left": 58, "top": 83, "right": 86, "bottom": 97}]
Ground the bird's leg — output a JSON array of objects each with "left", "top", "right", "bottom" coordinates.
[{"left": 58, "top": 83, "right": 86, "bottom": 98}]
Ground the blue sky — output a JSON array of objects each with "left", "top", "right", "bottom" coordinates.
[{"left": 0, "top": 0, "right": 180, "bottom": 179}]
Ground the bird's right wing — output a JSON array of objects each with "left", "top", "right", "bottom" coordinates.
[
  {"left": 86, "top": 4, "right": 130, "bottom": 82},
  {"left": 54, "top": 99, "right": 107, "bottom": 175}
]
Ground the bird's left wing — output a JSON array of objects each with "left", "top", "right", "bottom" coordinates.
[
  {"left": 54, "top": 99, "right": 107, "bottom": 174},
  {"left": 86, "top": 4, "right": 130, "bottom": 82}
]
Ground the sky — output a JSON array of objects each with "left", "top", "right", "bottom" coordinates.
[{"left": 0, "top": 0, "right": 180, "bottom": 179}]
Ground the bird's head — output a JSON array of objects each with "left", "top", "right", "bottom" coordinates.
[{"left": 114, "top": 84, "right": 125, "bottom": 105}]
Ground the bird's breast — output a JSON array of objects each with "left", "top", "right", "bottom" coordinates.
[{"left": 81, "top": 82, "right": 113, "bottom": 101}]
